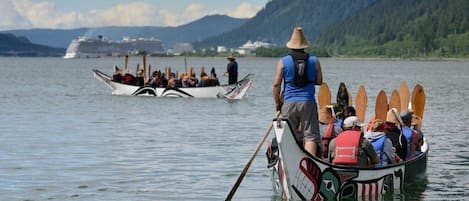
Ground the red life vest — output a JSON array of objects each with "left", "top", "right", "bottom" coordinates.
[
  {"left": 322, "top": 123, "right": 334, "bottom": 158},
  {"left": 332, "top": 130, "right": 362, "bottom": 165}
]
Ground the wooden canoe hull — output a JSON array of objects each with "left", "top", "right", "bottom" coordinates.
[{"left": 268, "top": 119, "right": 428, "bottom": 200}]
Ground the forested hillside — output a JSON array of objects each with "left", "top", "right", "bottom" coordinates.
[
  {"left": 0, "top": 33, "right": 65, "bottom": 57},
  {"left": 316, "top": 0, "right": 469, "bottom": 57},
  {"left": 194, "top": 0, "right": 377, "bottom": 49}
]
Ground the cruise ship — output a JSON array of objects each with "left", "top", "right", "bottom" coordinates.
[{"left": 64, "top": 36, "right": 165, "bottom": 59}]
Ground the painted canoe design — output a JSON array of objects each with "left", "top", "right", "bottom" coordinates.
[{"left": 267, "top": 119, "right": 428, "bottom": 200}]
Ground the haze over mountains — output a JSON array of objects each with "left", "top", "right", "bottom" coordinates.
[{"left": 1, "top": 0, "right": 468, "bottom": 57}]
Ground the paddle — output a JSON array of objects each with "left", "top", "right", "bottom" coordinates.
[
  {"left": 399, "top": 81, "right": 410, "bottom": 111},
  {"left": 389, "top": 90, "right": 401, "bottom": 113},
  {"left": 411, "top": 84, "right": 425, "bottom": 119},
  {"left": 355, "top": 85, "right": 367, "bottom": 124},
  {"left": 124, "top": 54, "right": 129, "bottom": 70},
  {"left": 318, "top": 82, "right": 331, "bottom": 109},
  {"left": 348, "top": 90, "right": 353, "bottom": 106},
  {"left": 225, "top": 111, "right": 281, "bottom": 201},
  {"left": 375, "top": 90, "right": 388, "bottom": 121}
]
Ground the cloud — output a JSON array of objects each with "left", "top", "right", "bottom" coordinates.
[
  {"left": 0, "top": 0, "right": 31, "bottom": 30},
  {"left": 228, "top": 2, "right": 262, "bottom": 18},
  {"left": 0, "top": 0, "right": 263, "bottom": 30}
]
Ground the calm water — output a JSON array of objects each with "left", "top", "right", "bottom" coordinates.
[{"left": 0, "top": 57, "right": 468, "bottom": 201}]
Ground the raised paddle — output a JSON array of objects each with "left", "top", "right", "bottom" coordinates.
[
  {"left": 348, "top": 90, "right": 353, "bottom": 106},
  {"left": 375, "top": 90, "right": 388, "bottom": 121},
  {"left": 318, "top": 82, "right": 331, "bottom": 109},
  {"left": 389, "top": 90, "right": 401, "bottom": 113},
  {"left": 411, "top": 84, "right": 425, "bottom": 120},
  {"left": 225, "top": 111, "right": 281, "bottom": 201},
  {"left": 355, "top": 85, "right": 367, "bottom": 124},
  {"left": 399, "top": 81, "right": 410, "bottom": 111},
  {"left": 124, "top": 54, "right": 129, "bottom": 69}
]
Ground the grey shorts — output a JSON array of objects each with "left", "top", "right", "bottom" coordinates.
[{"left": 281, "top": 101, "right": 320, "bottom": 143}]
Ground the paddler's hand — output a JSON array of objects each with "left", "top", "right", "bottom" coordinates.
[{"left": 275, "top": 101, "right": 283, "bottom": 111}]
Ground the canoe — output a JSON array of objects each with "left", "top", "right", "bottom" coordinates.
[
  {"left": 266, "top": 119, "right": 428, "bottom": 200},
  {"left": 92, "top": 69, "right": 253, "bottom": 99}
]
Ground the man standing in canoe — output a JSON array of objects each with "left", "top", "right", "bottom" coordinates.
[
  {"left": 225, "top": 55, "right": 238, "bottom": 85},
  {"left": 273, "top": 26, "right": 323, "bottom": 157}
]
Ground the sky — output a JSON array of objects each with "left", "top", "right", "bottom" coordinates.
[{"left": 0, "top": 0, "right": 269, "bottom": 31}]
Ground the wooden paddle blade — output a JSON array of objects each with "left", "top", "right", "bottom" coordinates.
[
  {"left": 375, "top": 90, "right": 388, "bottom": 121},
  {"left": 355, "top": 85, "right": 367, "bottom": 123},
  {"left": 348, "top": 90, "right": 353, "bottom": 106},
  {"left": 389, "top": 90, "right": 401, "bottom": 112},
  {"left": 399, "top": 81, "right": 410, "bottom": 111},
  {"left": 412, "top": 84, "right": 426, "bottom": 119},
  {"left": 318, "top": 82, "right": 332, "bottom": 109}
]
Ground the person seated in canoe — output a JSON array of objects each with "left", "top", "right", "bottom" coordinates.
[
  {"left": 319, "top": 106, "right": 340, "bottom": 159},
  {"left": 159, "top": 72, "right": 168, "bottom": 88},
  {"left": 410, "top": 112, "right": 424, "bottom": 152},
  {"left": 400, "top": 110, "right": 420, "bottom": 159},
  {"left": 180, "top": 72, "right": 190, "bottom": 87},
  {"left": 112, "top": 65, "right": 122, "bottom": 83},
  {"left": 210, "top": 67, "right": 220, "bottom": 86},
  {"left": 135, "top": 68, "right": 145, "bottom": 86},
  {"left": 188, "top": 72, "right": 198, "bottom": 87},
  {"left": 385, "top": 108, "right": 408, "bottom": 162},
  {"left": 122, "top": 68, "right": 137, "bottom": 85},
  {"left": 146, "top": 70, "right": 160, "bottom": 87},
  {"left": 364, "top": 119, "right": 396, "bottom": 167},
  {"left": 167, "top": 72, "right": 177, "bottom": 88},
  {"left": 328, "top": 116, "right": 379, "bottom": 167}
]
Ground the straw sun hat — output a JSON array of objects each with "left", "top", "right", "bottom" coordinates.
[{"left": 286, "top": 27, "right": 310, "bottom": 49}]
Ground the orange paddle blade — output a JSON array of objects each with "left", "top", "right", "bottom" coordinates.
[
  {"left": 355, "top": 85, "right": 367, "bottom": 123},
  {"left": 318, "top": 82, "right": 331, "bottom": 109},
  {"left": 412, "top": 84, "right": 426, "bottom": 119},
  {"left": 375, "top": 90, "right": 388, "bottom": 121},
  {"left": 389, "top": 90, "right": 401, "bottom": 112},
  {"left": 399, "top": 81, "right": 410, "bottom": 111}
]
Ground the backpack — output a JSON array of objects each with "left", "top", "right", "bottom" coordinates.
[{"left": 289, "top": 51, "right": 310, "bottom": 87}]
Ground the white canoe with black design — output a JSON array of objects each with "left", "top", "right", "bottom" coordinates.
[
  {"left": 92, "top": 69, "right": 252, "bottom": 99},
  {"left": 267, "top": 119, "right": 428, "bottom": 201}
]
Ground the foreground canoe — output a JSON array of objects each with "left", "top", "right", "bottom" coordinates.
[
  {"left": 267, "top": 119, "right": 428, "bottom": 200},
  {"left": 92, "top": 69, "right": 252, "bottom": 99}
]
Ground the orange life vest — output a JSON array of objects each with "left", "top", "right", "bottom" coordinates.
[
  {"left": 322, "top": 123, "right": 334, "bottom": 158},
  {"left": 332, "top": 130, "right": 362, "bottom": 165}
]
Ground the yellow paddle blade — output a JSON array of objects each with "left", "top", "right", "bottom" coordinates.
[
  {"left": 355, "top": 85, "right": 367, "bottom": 124},
  {"left": 318, "top": 82, "right": 331, "bottom": 109},
  {"left": 412, "top": 84, "right": 426, "bottom": 120},
  {"left": 399, "top": 81, "right": 410, "bottom": 112},
  {"left": 375, "top": 90, "right": 388, "bottom": 121},
  {"left": 389, "top": 90, "right": 401, "bottom": 113}
]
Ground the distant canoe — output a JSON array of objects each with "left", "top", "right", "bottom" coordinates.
[
  {"left": 266, "top": 119, "right": 428, "bottom": 200},
  {"left": 92, "top": 69, "right": 252, "bottom": 99}
]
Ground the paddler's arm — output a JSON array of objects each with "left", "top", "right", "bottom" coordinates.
[
  {"left": 273, "top": 60, "right": 284, "bottom": 111},
  {"left": 315, "top": 59, "right": 323, "bottom": 85}
]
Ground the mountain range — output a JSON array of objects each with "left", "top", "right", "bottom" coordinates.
[
  {"left": 1, "top": 0, "right": 468, "bottom": 57},
  {"left": 1, "top": 15, "right": 248, "bottom": 50}
]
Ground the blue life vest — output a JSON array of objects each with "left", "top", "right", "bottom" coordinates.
[
  {"left": 370, "top": 135, "right": 387, "bottom": 167},
  {"left": 402, "top": 127, "right": 413, "bottom": 158},
  {"left": 282, "top": 55, "right": 317, "bottom": 102}
]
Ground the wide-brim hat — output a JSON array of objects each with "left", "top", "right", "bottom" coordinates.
[
  {"left": 286, "top": 27, "right": 309, "bottom": 49},
  {"left": 227, "top": 55, "right": 235, "bottom": 60},
  {"left": 386, "top": 108, "right": 399, "bottom": 124}
]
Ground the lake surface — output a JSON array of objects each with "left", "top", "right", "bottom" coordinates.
[{"left": 0, "top": 57, "right": 467, "bottom": 200}]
